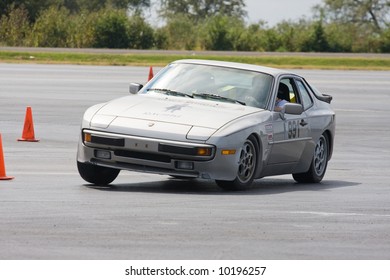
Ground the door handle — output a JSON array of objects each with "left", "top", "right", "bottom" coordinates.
[{"left": 300, "top": 119, "right": 308, "bottom": 127}]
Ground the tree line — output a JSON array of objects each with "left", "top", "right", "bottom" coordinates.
[{"left": 1, "top": 0, "right": 389, "bottom": 52}]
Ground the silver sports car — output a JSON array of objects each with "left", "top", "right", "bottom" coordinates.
[{"left": 77, "top": 59, "right": 335, "bottom": 190}]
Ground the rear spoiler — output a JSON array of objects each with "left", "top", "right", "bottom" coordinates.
[
  {"left": 316, "top": 93, "right": 333, "bottom": 104},
  {"left": 304, "top": 78, "right": 333, "bottom": 104}
]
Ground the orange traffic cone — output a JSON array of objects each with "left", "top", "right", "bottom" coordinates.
[
  {"left": 18, "top": 106, "right": 39, "bottom": 142},
  {"left": 148, "top": 66, "right": 154, "bottom": 81},
  {"left": 0, "top": 134, "right": 14, "bottom": 180}
]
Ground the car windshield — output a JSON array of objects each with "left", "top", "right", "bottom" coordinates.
[{"left": 140, "top": 63, "right": 273, "bottom": 109}]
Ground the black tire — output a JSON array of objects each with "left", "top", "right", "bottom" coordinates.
[
  {"left": 77, "top": 161, "right": 120, "bottom": 186},
  {"left": 293, "top": 134, "right": 329, "bottom": 183},
  {"left": 216, "top": 135, "right": 258, "bottom": 191}
]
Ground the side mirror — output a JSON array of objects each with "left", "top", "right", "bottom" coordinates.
[
  {"left": 279, "top": 103, "right": 303, "bottom": 120},
  {"left": 283, "top": 103, "right": 303, "bottom": 115},
  {"left": 129, "top": 83, "right": 143, "bottom": 94}
]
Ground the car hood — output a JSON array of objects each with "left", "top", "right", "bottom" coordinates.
[{"left": 90, "top": 94, "right": 262, "bottom": 141}]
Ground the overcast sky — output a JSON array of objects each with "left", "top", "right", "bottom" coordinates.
[{"left": 245, "top": 0, "right": 323, "bottom": 26}]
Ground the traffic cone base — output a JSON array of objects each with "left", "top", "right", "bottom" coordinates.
[
  {"left": 18, "top": 106, "right": 39, "bottom": 142},
  {"left": 0, "top": 175, "right": 14, "bottom": 180},
  {"left": 17, "top": 138, "right": 39, "bottom": 142},
  {"left": 0, "top": 134, "right": 14, "bottom": 180}
]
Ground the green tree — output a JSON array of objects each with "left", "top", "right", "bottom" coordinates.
[
  {"left": 316, "top": 0, "right": 390, "bottom": 33},
  {"left": 0, "top": 0, "right": 151, "bottom": 21},
  {"left": 127, "top": 15, "right": 154, "bottom": 49},
  {"left": 200, "top": 15, "right": 234, "bottom": 50},
  {"left": 270, "top": 20, "right": 312, "bottom": 52},
  {"left": 0, "top": 0, "right": 58, "bottom": 22},
  {"left": 312, "top": 0, "right": 390, "bottom": 52},
  {"left": 0, "top": 5, "right": 30, "bottom": 46},
  {"left": 157, "top": 14, "right": 198, "bottom": 50},
  {"left": 159, "top": 0, "right": 246, "bottom": 23},
  {"left": 66, "top": 11, "right": 98, "bottom": 48},
  {"left": 273, "top": 21, "right": 299, "bottom": 51},
  {"left": 302, "top": 20, "right": 330, "bottom": 52},
  {"left": 154, "top": 28, "right": 169, "bottom": 49},
  {"left": 232, "top": 23, "right": 266, "bottom": 51},
  {"left": 74, "top": 0, "right": 150, "bottom": 13},
  {"left": 379, "top": 28, "right": 390, "bottom": 52},
  {"left": 93, "top": 9, "right": 130, "bottom": 48},
  {"left": 324, "top": 22, "right": 353, "bottom": 52},
  {"left": 261, "top": 28, "right": 282, "bottom": 51},
  {"left": 28, "top": 6, "right": 71, "bottom": 47}
]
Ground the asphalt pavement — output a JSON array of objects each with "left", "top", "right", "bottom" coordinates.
[{"left": 0, "top": 63, "right": 389, "bottom": 259}]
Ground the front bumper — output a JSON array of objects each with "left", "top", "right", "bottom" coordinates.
[{"left": 77, "top": 129, "right": 239, "bottom": 180}]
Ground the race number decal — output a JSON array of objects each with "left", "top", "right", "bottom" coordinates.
[{"left": 288, "top": 120, "right": 299, "bottom": 139}]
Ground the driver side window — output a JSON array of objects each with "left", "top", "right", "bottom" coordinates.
[
  {"left": 279, "top": 78, "right": 297, "bottom": 103},
  {"left": 295, "top": 80, "right": 313, "bottom": 110}
]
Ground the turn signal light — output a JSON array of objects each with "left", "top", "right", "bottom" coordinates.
[
  {"left": 221, "top": 149, "right": 236, "bottom": 155},
  {"left": 84, "top": 132, "right": 92, "bottom": 143},
  {"left": 196, "top": 147, "right": 212, "bottom": 156}
]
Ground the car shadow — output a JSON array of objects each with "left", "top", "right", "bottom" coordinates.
[{"left": 84, "top": 177, "right": 360, "bottom": 196}]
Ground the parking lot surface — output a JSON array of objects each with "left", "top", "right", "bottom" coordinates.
[{"left": 0, "top": 64, "right": 389, "bottom": 259}]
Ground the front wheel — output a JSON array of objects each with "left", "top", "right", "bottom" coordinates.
[
  {"left": 216, "top": 135, "right": 258, "bottom": 191},
  {"left": 293, "top": 134, "right": 329, "bottom": 183},
  {"left": 77, "top": 161, "right": 120, "bottom": 186}
]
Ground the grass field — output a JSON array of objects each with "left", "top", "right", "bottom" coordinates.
[{"left": 1, "top": 48, "right": 390, "bottom": 70}]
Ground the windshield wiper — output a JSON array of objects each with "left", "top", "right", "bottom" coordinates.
[
  {"left": 147, "top": 88, "right": 193, "bottom": 98},
  {"left": 193, "top": 93, "right": 246, "bottom": 106}
]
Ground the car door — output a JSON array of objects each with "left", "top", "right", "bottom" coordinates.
[{"left": 267, "top": 77, "right": 312, "bottom": 165}]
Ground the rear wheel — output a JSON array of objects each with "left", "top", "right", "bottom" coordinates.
[
  {"left": 293, "top": 134, "right": 329, "bottom": 183},
  {"left": 216, "top": 135, "right": 258, "bottom": 191},
  {"left": 77, "top": 161, "right": 120, "bottom": 186}
]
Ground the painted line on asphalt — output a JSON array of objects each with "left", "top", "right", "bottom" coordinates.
[
  {"left": 336, "top": 108, "right": 386, "bottom": 113},
  {"left": 10, "top": 172, "right": 78, "bottom": 175},
  {"left": 291, "top": 211, "right": 390, "bottom": 218}
]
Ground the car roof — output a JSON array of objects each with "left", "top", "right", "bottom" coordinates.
[{"left": 172, "top": 59, "right": 295, "bottom": 77}]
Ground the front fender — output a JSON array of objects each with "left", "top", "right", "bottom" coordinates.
[
  {"left": 81, "top": 103, "right": 106, "bottom": 129},
  {"left": 207, "top": 112, "right": 272, "bottom": 180}
]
